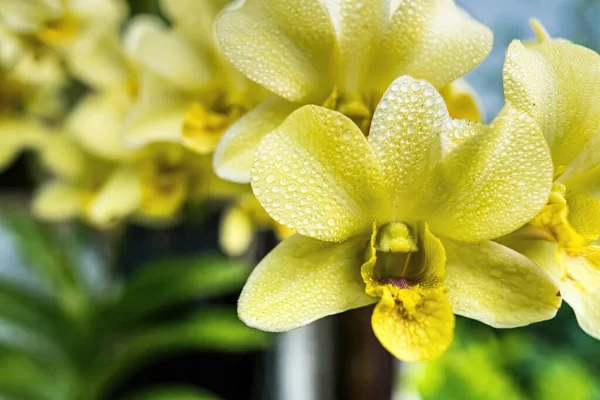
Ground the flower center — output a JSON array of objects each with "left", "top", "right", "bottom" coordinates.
[
  {"left": 37, "top": 11, "right": 80, "bottom": 46},
  {"left": 182, "top": 96, "right": 245, "bottom": 155},
  {"left": 321, "top": 87, "right": 373, "bottom": 134},
  {"left": 373, "top": 222, "right": 425, "bottom": 282},
  {"left": 0, "top": 74, "right": 26, "bottom": 117}
]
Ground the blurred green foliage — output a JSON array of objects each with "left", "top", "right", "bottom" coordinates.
[
  {"left": 0, "top": 213, "right": 268, "bottom": 400},
  {"left": 402, "top": 317, "right": 600, "bottom": 400}
]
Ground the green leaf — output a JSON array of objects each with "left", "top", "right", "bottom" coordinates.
[
  {"left": 120, "top": 385, "right": 221, "bottom": 400},
  {"left": 0, "top": 350, "right": 75, "bottom": 400},
  {"left": 0, "top": 283, "right": 71, "bottom": 350},
  {"left": 101, "top": 255, "right": 249, "bottom": 331},
  {"left": 0, "top": 214, "right": 86, "bottom": 308},
  {"left": 86, "top": 308, "right": 269, "bottom": 398},
  {"left": 0, "top": 320, "right": 68, "bottom": 363}
]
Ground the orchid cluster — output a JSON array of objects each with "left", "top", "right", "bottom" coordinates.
[{"left": 1, "top": 0, "right": 599, "bottom": 363}]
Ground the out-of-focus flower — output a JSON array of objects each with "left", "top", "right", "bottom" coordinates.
[
  {"left": 219, "top": 193, "right": 293, "bottom": 257},
  {"left": 33, "top": 131, "right": 239, "bottom": 227},
  {"left": 32, "top": 15, "right": 243, "bottom": 227},
  {"left": 0, "top": 25, "right": 65, "bottom": 170},
  {"left": 213, "top": 0, "right": 492, "bottom": 182},
  {"left": 0, "top": 0, "right": 126, "bottom": 49},
  {"left": 238, "top": 75, "right": 560, "bottom": 362},
  {"left": 120, "top": 0, "right": 264, "bottom": 155},
  {"left": 497, "top": 21, "right": 600, "bottom": 340}
]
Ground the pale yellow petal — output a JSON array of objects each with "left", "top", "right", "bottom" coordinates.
[
  {"left": 132, "top": 27, "right": 211, "bottom": 91},
  {"left": 252, "top": 105, "right": 386, "bottom": 242},
  {"left": 219, "top": 205, "right": 254, "bottom": 257},
  {"left": 559, "top": 131, "right": 600, "bottom": 196},
  {"left": 439, "top": 79, "right": 484, "bottom": 122},
  {"left": 0, "top": 119, "right": 47, "bottom": 170},
  {"left": 368, "top": 76, "right": 448, "bottom": 220},
  {"left": 123, "top": 73, "right": 190, "bottom": 147},
  {"left": 87, "top": 167, "right": 141, "bottom": 226},
  {"left": 372, "top": 287, "right": 454, "bottom": 362},
  {"left": 443, "top": 238, "right": 561, "bottom": 328},
  {"left": 39, "top": 134, "right": 86, "bottom": 181},
  {"left": 69, "top": 0, "right": 128, "bottom": 26},
  {"left": 561, "top": 283, "right": 600, "bottom": 340},
  {"left": 65, "top": 26, "right": 129, "bottom": 89},
  {"left": 216, "top": 0, "right": 337, "bottom": 103},
  {"left": 32, "top": 181, "right": 82, "bottom": 221},
  {"left": 66, "top": 90, "right": 132, "bottom": 161},
  {"left": 369, "top": 0, "right": 492, "bottom": 92},
  {"left": 558, "top": 247, "right": 600, "bottom": 293},
  {"left": 496, "top": 235, "right": 560, "bottom": 279},
  {"left": 566, "top": 192, "right": 600, "bottom": 244},
  {"left": 426, "top": 105, "right": 553, "bottom": 242},
  {"left": 122, "top": 14, "right": 167, "bottom": 59},
  {"left": 213, "top": 96, "right": 299, "bottom": 183},
  {"left": 503, "top": 39, "right": 600, "bottom": 168},
  {"left": 238, "top": 234, "right": 376, "bottom": 332},
  {"left": 323, "top": 0, "right": 387, "bottom": 93}
]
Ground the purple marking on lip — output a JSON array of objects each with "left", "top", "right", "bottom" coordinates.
[{"left": 386, "top": 277, "right": 411, "bottom": 289}]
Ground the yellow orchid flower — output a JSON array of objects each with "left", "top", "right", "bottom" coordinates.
[
  {"left": 0, "top": 25, "right": 65, "bottom": 170},
  {"left": 239, "top": 75, "right": 561, "bottom": 362},
  {"left": 32, "top": 133, "right": 124, "bottom": 226},
  {"left": 213, "top": 0, "right": 493, "bottom": 182},
  {"left": 0, "top": 0, "right": 127, "bottom": 49},
  {"left": 497, "top": 20, "right": 600, "bottom": 340},
  {"left": 219, "top": 193, "right": 294, "bottom": 257},
  {"left": 120, "top": 0, "right": 264, "bottom": 154},
  {"left": 33, "top": 130, "right": 242, "bottom": 227}
]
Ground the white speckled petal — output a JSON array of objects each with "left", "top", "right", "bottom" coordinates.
[
  {"left": 213, "top": 96, "right": 300, "bottom": 183},
  {"left": 216, "top": 0, "right": 337, "bottom": 103},
  {"left": 238, "top": 234, "right": 376, "bottom": 332},
  {"left": 252, "top": 105, "right": 386, "bottom": 242},
  {"left": 368, "top": 76, "right": 448, "bottom": 220},
  {"left": 426, "top": 105, "right": 553, "bottom": 242},
  {"left": 443, "top": 238, "right": 561, "bottom": 328},
  {"left": 503, "top": 39, "right": 600, "bottom": 168},
  {"left": 369, "top": 0, "right": 492, "bottom": 91}
]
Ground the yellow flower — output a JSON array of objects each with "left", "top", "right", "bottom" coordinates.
[
  {"left": 213, "top": 0, "right": 493, "bottom": 182},
  {"left": 0, "top": 25, "right": 66, "bottom": 170},
  {"left": 238, "top": 76, "right": 561, "bottom": 361},
  {"left": 33, "top": 131, "right": 241, "bottom": 227},
  {"left": 497, "top": 20, "right": 600, "bottom": 340},
  {"left": 30, "top": 13, "right": 244, "bottom": 227},
  {"left": 0, "top": 0, "right": 126, "bottom": 49},
  {"left": 219, "top": 193, "right": 294, "bottom": 257},
  {"left": 120, "top": 0, "right": 263, "bottom": 154},
  {"left": 32, "top": 133, "right": 125, "bottom": 226}
]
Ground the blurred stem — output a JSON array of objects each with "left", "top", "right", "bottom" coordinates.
[{"left": 335, "top": 306, "right": 396, "bottom": 400}]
